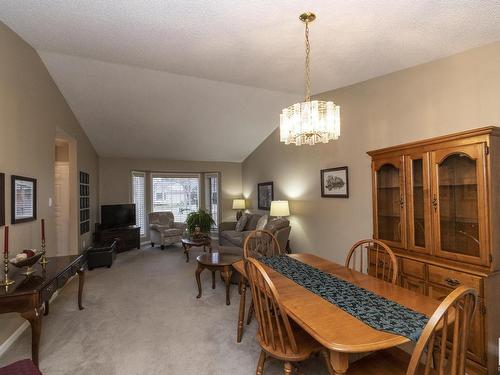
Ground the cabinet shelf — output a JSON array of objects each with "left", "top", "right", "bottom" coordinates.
[{"left": 439, "top": 183, "right": 477, "bottom": 188}]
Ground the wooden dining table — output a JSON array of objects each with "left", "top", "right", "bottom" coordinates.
[{"left": 233, "top": 253, "right": 441, "bottom": 374}]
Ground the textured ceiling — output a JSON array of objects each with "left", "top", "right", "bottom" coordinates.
[
  {"left": 38, "top": 52, "right": 299, "bottom": 161},
  {"left": 2, "top": 1, "right": 500, "bottom": 161}
]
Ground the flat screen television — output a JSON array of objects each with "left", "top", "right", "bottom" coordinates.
[{"left": 101, "top": 204, "right": 136, "bottom": 229}]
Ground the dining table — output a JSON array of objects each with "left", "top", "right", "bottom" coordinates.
[{"left": 232, "top": 253, "right": 441, "bottom": 374}]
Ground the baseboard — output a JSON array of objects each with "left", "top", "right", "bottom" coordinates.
[{"left": 0, "top": 320, "right": 29, "bottom": 358}]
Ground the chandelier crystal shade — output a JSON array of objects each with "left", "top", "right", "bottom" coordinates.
[{"left": 280, "top": 12, "right": 341, "bottom": 146}]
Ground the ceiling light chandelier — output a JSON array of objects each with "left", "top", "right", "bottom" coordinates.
[{"left": 280, "top": 12, "right": 340, "bottom": 146}]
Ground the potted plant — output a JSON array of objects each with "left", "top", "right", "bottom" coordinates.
[{"left": 186, "top": 209, "right": 215, "bottom": 238}]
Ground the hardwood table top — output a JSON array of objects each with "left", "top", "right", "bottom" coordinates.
[
  {"left": 0, "top": 254, "right": 84, "bottom": 298},
  {"left": 197, "top": 252, "right": 241, "bottom": 267},
  {"left": 182, "top": 237, "right": 211, "bottom": 246},
  {"left": 233, "top": 253, "right": 440, "bottom": 353}
]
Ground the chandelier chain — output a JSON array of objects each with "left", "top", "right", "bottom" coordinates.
[{"left": 305, "top": 20, "right": 311, "bottom": 102}]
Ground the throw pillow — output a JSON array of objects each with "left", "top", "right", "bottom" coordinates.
[
  {"left": 245, "top": 214, "right": 261, "bottom": 231},
  {"left": 255, "top": 215, "right": 269, "bottom": 231},
  {"left": 235, "top": 214, "right": 249, "bottom": 232}
]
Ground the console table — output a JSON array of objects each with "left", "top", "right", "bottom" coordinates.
[{"left": 0, "top": 254, "right": 86, "bottom": 367}]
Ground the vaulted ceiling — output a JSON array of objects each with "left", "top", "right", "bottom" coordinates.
[{"left": 2, "top": 1, "right": 500, "bottom": 161}]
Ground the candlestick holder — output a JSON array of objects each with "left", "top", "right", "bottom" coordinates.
[
  {"left": 0, "top": 256, "right": 15, "bottom": 287},
  {"left": 39, "top": 239, "right": 48, "bottom": 266}
]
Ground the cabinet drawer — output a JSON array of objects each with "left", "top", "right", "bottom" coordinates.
[
  {"left": 57, "top": 268, "right": 73, "bottom": 288},
  {"left": 428, "top": 265, "right": 482, "bottom": 295},
  {"left": 401, "top": 275, "right": 425, "bottom": 295},
  {"left": 41, "top": 280, "right": 57, "bottom": 302},
  {"left": 399, "top": 258, "right": 425, "bottom": 279}
]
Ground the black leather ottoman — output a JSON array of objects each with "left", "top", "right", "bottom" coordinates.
[{"left": 87, "top": 240, "right": 117, "bottom": 270}]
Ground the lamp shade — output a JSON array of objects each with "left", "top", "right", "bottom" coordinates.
[
  {"left": 270, "top": 200, "right": 290, "bottom": 217},
  {"left": 232, "top": 199, "right": 246, "bottom": 210}
]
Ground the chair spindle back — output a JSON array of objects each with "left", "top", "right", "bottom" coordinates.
[
  {"left": 345, "top": 239, "right": 399, "bottom": 284},
  {"left": 244, "top": 257, "right": 298, "bottom": 355},
  {"left": 407, "top": 286, "right": 477, "bottom": 375},
  {"left": 243, "top": 230, "right": 283, "bottom": 259}
]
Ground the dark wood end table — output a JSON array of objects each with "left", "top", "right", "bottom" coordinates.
[
  {"left": 195, "top": 252, "right": 241, "bottom": 305},
  {"left": 181, "top": 237, "right": 212, "bottom": 263}
]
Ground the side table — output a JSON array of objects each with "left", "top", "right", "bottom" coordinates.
[
  {"left": 181, "top": 237, "right": 212, "bottom": 262},
  {"left": 195, "top": 252, "right": 241, "bottom": 305}
]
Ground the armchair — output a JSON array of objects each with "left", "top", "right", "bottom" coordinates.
[{"left": 149, "top": 212, "right": 187, "bottom": 249}]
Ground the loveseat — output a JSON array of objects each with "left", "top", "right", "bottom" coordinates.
[{"left": 218, "top": 213, "right": 291, "bottom": 254}]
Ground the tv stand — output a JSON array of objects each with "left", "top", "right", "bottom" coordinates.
[{"left": 94, "top": 225, "right": 140, "bottom": 253}]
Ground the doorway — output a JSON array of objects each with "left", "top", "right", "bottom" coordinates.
[{"left": 54, "top": 135, "right": 78, "bottom": 255}]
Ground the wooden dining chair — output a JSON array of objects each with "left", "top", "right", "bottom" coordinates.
[
  {"left": 239, "top": 230, "right": 284, "bottom": 338},
  {"left": 244, "top": 257, "right": 333, "bottom": 375},
  {"left": 243, "top": 229, "right": 283, "bottom": 259},
  {"left": 348, "top": 285, "right": 478, "bottom": 375},
  {"left": 345, "top": 239, "right": 399, "bottom": 284}
]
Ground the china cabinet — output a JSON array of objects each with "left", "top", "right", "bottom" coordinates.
[{"left": 368, "top": 127, "right": 500, "bottom": 374}]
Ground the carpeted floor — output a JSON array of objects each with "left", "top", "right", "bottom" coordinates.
[{"left": 0, "top": 245, "right": 330, "bottom": 375}]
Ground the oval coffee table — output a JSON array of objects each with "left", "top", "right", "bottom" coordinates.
[{"left": 195, "top": 252, "right": 241, "bottom": 305}]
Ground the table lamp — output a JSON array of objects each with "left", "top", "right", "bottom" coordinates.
[
  {"left": 232, "top": 199, "right": 246, "bottom": 220},
  {"left": 270, "top": 200, "right": 290, "bottom": 219}
]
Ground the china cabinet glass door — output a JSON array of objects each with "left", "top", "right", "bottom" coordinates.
[
  {"left": 405, "top": 153, "right": 432, "bottom": 253},
  {"left": 431, "top": 143, "right": 488, "bottom": 265},
  {"left": 373, "top": 157, "right": 406, "bottom": 248}
]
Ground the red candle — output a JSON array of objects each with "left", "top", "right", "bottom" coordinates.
[
  {"left": 41, "top": 219, "right": 45, "bottom": 241},
  {"left": 4, "top": 226, "right": 8, "bottom": 257}
]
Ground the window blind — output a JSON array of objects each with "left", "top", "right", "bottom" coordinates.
[
  {"left": 205, "top": 174, "right": 219, "bottom": 228},
  {"left": 132, "top": 172, "right": 146, "bottom": 235},
  {"left": 151, "top": 174, "right": 199, "bottom": 222}
]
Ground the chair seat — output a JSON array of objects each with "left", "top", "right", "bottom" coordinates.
[
  {"left": 258, "top": 321, "right": 323, "bottom": 362},
  {"left": 348, "top": 347, "right": 430, "bottom": 375},
  {"left": 0, "top": 359, "right": 42, "bottom": 375}
]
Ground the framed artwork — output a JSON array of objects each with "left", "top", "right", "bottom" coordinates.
[
  {"left": 321, "top": 166, "right": 349, "bottom": 198},
  {"left": 0, "top": 173, "right": 4, "bottom": 226},
  {"left": 258, "top": 182, "right": 274, "bottom": 210},
  {"left": 11, "top": 175, "right": 37, "bottom": 224}
]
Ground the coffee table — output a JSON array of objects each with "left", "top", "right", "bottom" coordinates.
[
  {"left": 181, "top": 237, "right": 212, "bottom": 263},
  {"left": 195, "top": 252, "right": 241, "bottom": 305}
]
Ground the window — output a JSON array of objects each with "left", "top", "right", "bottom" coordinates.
[
  {"left": 132, "top": 171, "right": 146, "bottom": 236},
  {"left": 205, "top": 173, "right": 219, "bottom": 229},
  {"left": 152, "top": 174, "right": 200, "bottom": 222}
]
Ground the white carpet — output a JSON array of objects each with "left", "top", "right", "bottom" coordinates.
[{"left": 0, "top": 245, "right": 330, "bottom": 374}]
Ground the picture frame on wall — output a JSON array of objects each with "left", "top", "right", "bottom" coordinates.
[
  {"left": 11, "top": 175, "right": 37, "bottom": 224},
  {"left": 258, "top": 181, "right": 274, "bottom": 210},
  {"left": 321, "top": 166, "right": 349, "bottom": 198},
  {"left": 0, "top": 173, "right": 4, "bottom": 226}
]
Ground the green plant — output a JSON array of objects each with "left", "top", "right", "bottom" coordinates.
[{"left": 186, "top": 209, "right": 215, "bottom": 234}]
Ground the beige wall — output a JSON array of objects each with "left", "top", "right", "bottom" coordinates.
[
  {"left": 243, "top": 41, "right": 500, "bottom": 264},
  {"left": 99, "top": 157, "right": 242, "bottom": 233},
  {"left": 0, "top": 22, "right": 99, "bottom": 346}
]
